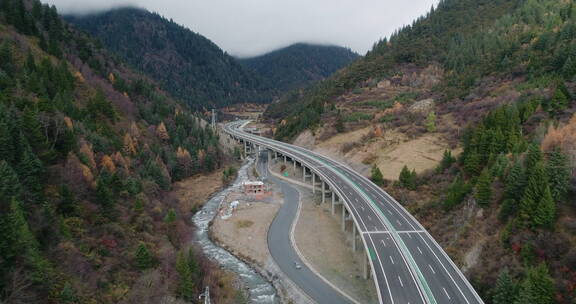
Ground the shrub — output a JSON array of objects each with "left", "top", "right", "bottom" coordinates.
[{"left": 344, "top": 112, "right": 373, "bottom": 122}]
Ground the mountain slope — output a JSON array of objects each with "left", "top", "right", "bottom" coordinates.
[
  {"left": 240, "top": 43, "right": 359, "bottom": 93},
  {"left": 266, "top": 0, "right": 520, "bottom": 136},
  {"left": 66, "top": 7, "right": 270, "bottom": 109},
  {"left": 264, "top": 0, "right": 576, "bottom": 303},
  {"left": 0, "top": 1, "right": 241, "bottom": 303}
]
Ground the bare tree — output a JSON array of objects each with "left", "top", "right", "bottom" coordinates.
[{"left": 2, "top": 268, "right": 36, "bottom": 304}]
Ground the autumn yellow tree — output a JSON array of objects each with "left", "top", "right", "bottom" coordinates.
[
  {"left": 100, "top": 155, "right": 116, "bottom": 173},
  {"left": 156, "top": 122, "right": 169, "bottom": 141},
  {"left": 123, "top": 133, "right": 136, "bottom": 155}
]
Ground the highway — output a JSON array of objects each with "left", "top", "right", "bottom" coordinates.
[
  {"left": 257, "top": 151, "right": 354, "bottom": 304},
  {"left": 224, "top": 121, "right": 484, "bottom": 304}
]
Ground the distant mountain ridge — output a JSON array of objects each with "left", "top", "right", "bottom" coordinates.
[
  {"left": 67, "top": 8, "right": 359, "bottom": 108},
  {"left": 240, "top": 43, "right": 359, "bottom": 93},
  {"left": 66, "top": 7, "right": 269, "bottom": 109}
]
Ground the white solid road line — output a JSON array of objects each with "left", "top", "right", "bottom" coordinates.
[{"left": 227, "top": 122, "right": 484, "bottom": 304}]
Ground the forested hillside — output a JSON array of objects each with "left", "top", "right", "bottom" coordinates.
[
  {"left": 66, "top": 7, "right": 272, "bottom": 109},
  {"left": 0, "top": 1, "right": 238, "bottom": 303},
  {"left": 266, "top": 0, "right": 576, "bottom": 303},
  {"left": 240, "top": 43, "right": 358, "bottom": 94},
  {"left": 267, "top": 0, "right": 520, "bottom": 136}
]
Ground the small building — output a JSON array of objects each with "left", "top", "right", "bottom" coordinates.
[{"left": 243, "top": 181, "right": 264, "bottom": 194}]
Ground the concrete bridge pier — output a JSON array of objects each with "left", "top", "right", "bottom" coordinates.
[
  {"left": 352, "top": 224, "right": 357, "bottom": 252},
  {"left": 363, "top": 254, "right": 370, "bottom": 280},
  {"left": 321, "top": 181, "right": 326, "bottom": 204},
  {"left": 342, "top": 206, "right": 352, "bottom": 232},
  {"left": 312, "top": 173, "right": 316, "bottom": 194},
  {"left": 331, "top": 192, "right": 342, "bottom": 216}
]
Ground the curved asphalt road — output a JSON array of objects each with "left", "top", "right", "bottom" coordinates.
[
  {"left": 258, "top": 151, "right": 353, "bottom": 304},
  {"left": 225, "top": 121, "right": 485, "bottom": 304}
]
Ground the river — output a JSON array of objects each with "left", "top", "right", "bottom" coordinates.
[{"left": 192, "top": 158, "right": 279, "bottom": 304}]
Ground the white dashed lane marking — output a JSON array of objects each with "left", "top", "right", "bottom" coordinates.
[
  {"left": 443, "top": 288, "right": 451, "bottom": 300},
  {"left": 389, "top": 256, "right": 395, "bottom": 264},
  {"left": 428, "top": 264, "right": 436, "bottom": 274}
]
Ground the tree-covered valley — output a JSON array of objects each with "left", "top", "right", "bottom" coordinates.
[
  {"left": 66, "top": 8, "right": 360, "bottom": 110},
  {"left": 0, "top": 0, "right": 241, "bottom": 302}
]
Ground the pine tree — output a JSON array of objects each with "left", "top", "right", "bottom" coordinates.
[
  {"left": 493, "top": 268, "right": 519, "bottom": 304},
  {"left": 22, "top": 106, "right": 45, "bottom": 151},
  {"left": 58, "top": 185, "right": 77, "bottom": 216},
  {"left": 25, "top": 50, "right": 37, "bottom": 73},
  {"left": 438, "top": 150, "right": 455, "bottom": 172},
  {"left": 562, "top": 56, "right": 576, "bottom": 80},
  {"left": 176, "top": 249, "right": 196, "bottom": 301},
  {"left": 557, "top": 80, "right": 572, "bottom": 100},
  {"left": 371, "top": 165, "right": 384, "bottom": 186},
  {"left": 18, "top": 145, "right": 45, "bottom": 197},
  {"left": 444, "top": 174, "right": 471, "bottom": 209},
  {"left": 546, "top": 147, "right": 569, "bottom": 203},
  {"left": 505, "top": 160, "right": 525, "bottom": 199},
  {"left": 525, "top": 144, "right": 543, "bottom": 173},
  {"left": 521, "top": 162, "right": 550, "bottom": 228},
  {"left": 96, "top": 174, "right": 115, "bottom": 218},
  {"left": 534, "top": 186, "right": 555, "bottom": 229},
  {"left": 0, "top": 120, "right": 16, "bottom": 163},
  {"left": 399, "top": 165, "right": 416, "bottom": 190},
  {"left": 0, "top": 160, "right": 22, "bottom": 203},
  {"left": 0, "top": 198, "right": 51, "bottom": 283},
  {"left": 549, "top": 88, "right": 569, "bottom": 115},
  {"left": 475, "top": 169, "right": 493, "bottom": 207},
  {"left": 134, "top": 243, "right": 156, "bottom": 270},
  {"left": 491, "top": 153, "right": 509, "bottom": 179},
  {"left": 514, "top": 264, "right": 555, "bottom": 304},
  {"left": 464, "top": 152, "right": 482, "bottom": 177},
  {"left": 0, "top": 42, "right": 15, "bottom": 77}
]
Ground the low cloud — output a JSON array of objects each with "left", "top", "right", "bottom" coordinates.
[{"left": 45, "top": 0, "right": 438, "bottom": 57}]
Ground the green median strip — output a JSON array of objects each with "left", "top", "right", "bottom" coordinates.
[{"left": 369, "top": 248, "right": 377, "bottom": 260}]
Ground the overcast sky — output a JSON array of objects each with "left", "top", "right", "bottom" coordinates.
[{"left": 44, "top": 0, "right": 438, "bottom": 58}]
